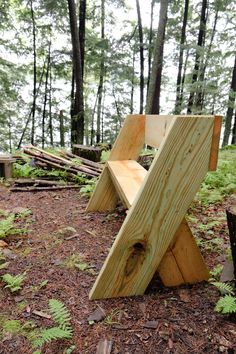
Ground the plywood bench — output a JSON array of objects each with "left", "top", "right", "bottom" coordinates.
[{"left": 86, "top": 114, "right": 222, "bottom": 299}]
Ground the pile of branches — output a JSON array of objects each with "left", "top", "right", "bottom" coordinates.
[
  {"left": 23, "top": 145, "right": 102, "bottom": 179},
  {"left": 10, "top": 178, "right": 81, "bottom": 192}
]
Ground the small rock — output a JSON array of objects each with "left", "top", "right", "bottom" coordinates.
[
  {"left": 57, "top": 227, "right": 77, "bottom": 237},
  {"left": 88, "top": 307, "right": 106, "bottom": 322},
  {"left": 96, "top": 339, "right": 113, "bottom": 354},
  {"left": 2, "top": 249, "right": 17, "bottom": 259},
  {"left": 14, "top": 296, "right": 25, "bottom": 303},
  {"left": 143, "top": 320, "right": 158, "bottom": 329}
]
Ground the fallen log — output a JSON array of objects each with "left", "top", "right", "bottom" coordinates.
[
  {"left": 60, "top": 150, "right": 102, "bottom": 171},
  {"left": 10, "top": 185, "right": 82, "bottom": 192}
]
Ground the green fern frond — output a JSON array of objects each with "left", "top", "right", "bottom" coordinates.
[
  {"left": 2, "top": 272, "right": 26, "bottom": 292},
  {"left": 211, "top": 282, "right": 235, "bottom": 295},
  {"left": 33, "top": 327, "right": 73, "bottom": 348},
  {"left": 215, "top": 295, "right": 236, "bottom": 314},
  {"left": 48, "top": 299, "right": 72, "bottom": 331}
]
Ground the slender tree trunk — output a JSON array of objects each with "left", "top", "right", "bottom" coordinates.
[
  {"left": 67, "top": 0, "right": 84, "bottom": 145},
  {"left": 96, "top": 0, "right": 105, "bottom": 144},
  {"left": 231, "top": 110, "right": 236, "bottom": 145},
  {"left": 146, "top": 0, "right": 168, "bottom": 114},
  {"left": 187, "top": 0, "right": 207, "bottom": 114},
  {"left": 222, "top": 55, "right": 236, "bottom": 146},
  {"left": 130, "top": 49, "right": 135, "bottom": 114},
  {"left": 101, "top": 83, "right": 106, "bottom": 142},
  {"left": 174, "top": 0, "right": 189, "bottom": 114},
  {"left": 112, "top": 87, "right": 122, "bottom": 128},
  {"left": 30, "top": 0, "right": 37, "bottom": 145},
  {"left": 48, "top": 51, "right": 53, "bottom": 146},
  {"left": 91, "top": 90, "right": 99, "bottom": 145},
  {"left": 79, "top": 0, "right": 86, "bottom": 78},
  {"left": 17, "top": 59, "right": 46, "bottom": 149},
  {"left": 136, "top": 0, "right": 144, "bottom": 114},
  {"left": 59, "top": 110, "right": 65, "bottom": 147},
  {"left": 42, "top": 42, "right": 51, "bottom": 149},
  {"left": 146, "top": 0, "right": 155, "bottom": 99},
  {"left": 8, "top": 119, "right": 12, "bottom": 153},
  {"left": 179, "top": 48, "right": 189, "bottom": 110},
  {"left": 196, "top": 8, "right": 219, "bottom": 111}
]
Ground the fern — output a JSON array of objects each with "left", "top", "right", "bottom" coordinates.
[
  {"left": 2, "top": 272, "right": 26, "bottom": 292},
  {"left": 211, "top": 282, "right": 234, "bottom": 295},
  {"left": 33, "top": 327, "right": 72, "bottom": 348},
  {"left": 48, "top": 299, "right": 72, "bottom": 331},
  {"left": 215, "top": 295, "right": 236, "bottom": 314},
  {"left": 33, "top": 299, "right": 73, "bottom": 349}
]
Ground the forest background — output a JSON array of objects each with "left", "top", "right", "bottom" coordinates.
[{"left": 0, "top": 0, "right": 235, "bottom": 153}]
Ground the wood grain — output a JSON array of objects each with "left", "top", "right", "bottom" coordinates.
[
  {"left": 145, "top": 115, "right": 174, "bottom": 148},
  {"left": 86, "top": 166, "right": 118, "bottom": 211},
  {"left": 89, "top": 116, "right": 214, "bottom": 299},
  {"left": 107, "top": 160, "right": 147, "bottom": 209},
  {"left": 208, "top": 115, "right": 222, "bottom": 171}
]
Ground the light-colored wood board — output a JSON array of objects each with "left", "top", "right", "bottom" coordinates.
[
  {"left": 145, "top": 115, "right": 174, "bottom": 148},
  {"left": 158, "top": 219, "right": 209, "bottom": 286},
  {"left": 208, "top": 115, "right": 222, "bottom": 171},
  {"left": 107, "top": 160, "right": 147, "bottom": 209},
  {"left": 86, "top": 166, "right": 118, "bottom": 212},
  {"left": 109, "top": 115, "right": 145, "bottom": 161},
  {"left": 89, "top": 116, "right": 214, "bottom": 299}
]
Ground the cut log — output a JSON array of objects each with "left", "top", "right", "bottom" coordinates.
[
  {"left": 60, "top": 151, "right": 102, "bottom": 171},
  {"left": 73, "top": 144, "right": 102, "bottom": 162},
  {"left": 226, "top": 204, "right": 236, "bottom": 280}
]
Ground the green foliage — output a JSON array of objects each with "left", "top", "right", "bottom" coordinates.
[
  {"left": 209, "top": 264, "right": 223, "bottom": 279},
  {"left": 33, "top": 299, "right": 73, "bottom": 349},
  {"left": 2, "top": 272, "right": 26, "bottom": 292},
  {"left": 215, "top": 295, "right": 236, "bottom": 314},
  {"left": 80, "top": 179, "right": 97, "bottom": 197},
  {"left": 13, "top": 162, "right": 67, "bottom": 180},
  {"left": 195, "top": 150, "right": 236, "bottom": 206},
  {"left": 211, "top": 282, "right": 234, "bottom": 295},
  {"left": 2, "top": 319, "right": 22, "bottom": 334},
  {"left": 0, "top": 214, "right": 15, "bottom": 238}
]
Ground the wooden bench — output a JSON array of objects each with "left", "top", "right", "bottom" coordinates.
[{"left": 86, "top": 114, "right": 222, "bottom": 299}]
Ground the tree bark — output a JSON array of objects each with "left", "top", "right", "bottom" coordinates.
[
  {"left": 79, "top": 0, "right": 86, "bottom": 79},
  {"left": 96, "top": 0, "right": 105, "bottom": 144},
  {"left": 174, "top": 0, "right": 189, "bottom": 114},
  {"left": 59, "top": 110, "right": 65, "bottom": 147},
  {"left": 42, "top": 41, "right": 51, "bottom": 149},
  {"left": 67, "top": 0, "right": 84, "bottom": 145},
  {"left": 146, "top": 0, "right": 168, "bottom": 114},
  {"left": 146, "top": 0, "right": 155, "bottom": 100},
  {"left": 226, "top": 205, "right": 236, "bottom": 280},
  {"left": 222, "top": 55, "right": 236, "bottom": 146},
  {"left": 231, "top": 110, "right": 236, "bottom": 145},
  {"left": 136, "top": 0, "right": 144, "bottom": 114},
  {"left": 30, "top": 0, "right": 37, "bottom": 145},
  {"left": 195, "top": 7, "right": 219, "bottom": 111},
  {"left": 187, "top": 0, "right": 207, "bottom": 114}
]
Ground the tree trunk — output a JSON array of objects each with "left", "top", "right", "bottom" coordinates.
[
  {"left": 79, "top": 0, "right": 86, "bottom": 78},
  {"left": 146, "top": 0, "right": 168, "bottom": 114},
  {"left": 59, "top": 110, "right": 65, "bottom": 147},
  {"left": 174, "top": 0, "right": 189, "bottom": 114},
  {"left": 17, "top": 58, "right": 46, "bottom": 149},
  {"left": 222, "top": 55, "right": 236, "bottom": 146},
  {"left": 48, "top": 49, "right": 53, "bottom": 146},
  {"left": 146, "top": 0, "right": 155, "bottom": 100},
  {"left": 30, "top": 0, "right": 37, "bottom": 145},
  {"left": 130, "top": 49, "right": 135, "bottom": 114},
  {"left": 187, "top": 0, "right": 207, "bottom": 114},
  {"left": 231, "top": 110, "right": 236, "bottom": 145},
  {"left": 42, "top": 41, "right": 51, "bottom": 149},
  {"left": 195, "top": 8, "right": 219, "bottom": 111},
  {"left": 136, "top": 0, "right": 144, "bottom": 114},
  {"left": 96, "top": 0, "right": 105, "bottom": 144},
  {"left": 67, "top": 0, "right": 84, "bottom": 145},
  {"left": 226, "top": 205, "right": 236, "bottom": 280}
]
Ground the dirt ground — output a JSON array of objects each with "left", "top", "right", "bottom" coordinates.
[{"left": 0, "top": 185, "right": 235, "bottom": 354}]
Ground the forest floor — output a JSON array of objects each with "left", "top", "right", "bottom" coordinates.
[{"left": 0, "top": 185, "right": 236, "bottom": 354}]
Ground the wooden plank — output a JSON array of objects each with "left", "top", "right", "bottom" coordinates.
[
  {"left": 109, "top": 115, "right": 145, "bottom": 161},
  {"left": 158, "top": 219, "right": 209, "bottom": 286},
  {"left": 107, "top": 160, "right": 147, "bottom": 209},
  {"left": 208, "top": 115, "right": 222, "bottom": 171},
  {"left": 86, "top": 166, "right": 118, "bottom": 212},
  {"left": 89, "top": 116, "right": 215, "bottom": 299},
  {"left": 145, "top": 115, "right": 174, "bottom": 148}
]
